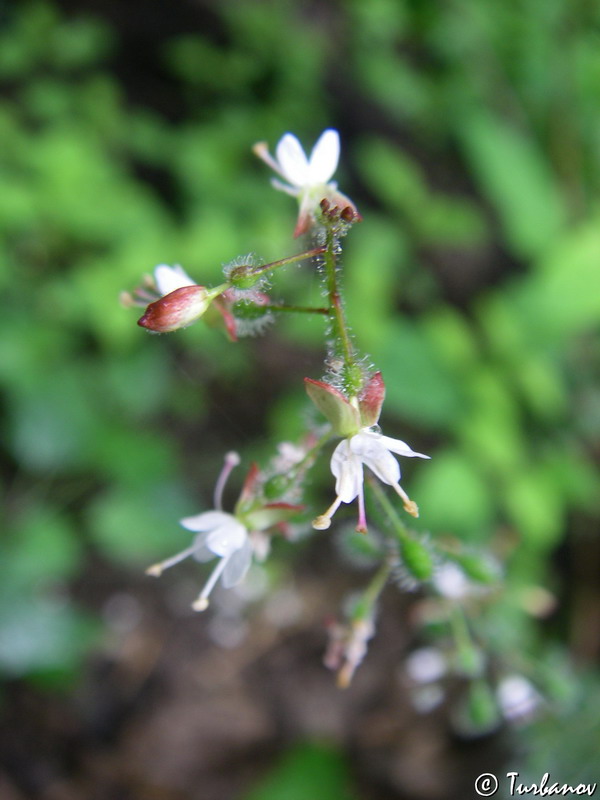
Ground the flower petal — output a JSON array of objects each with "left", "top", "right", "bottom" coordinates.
[
  {"left": 350, "top": 431, "right": 400, "bottom": 485},
  {"left": 307, "top": 129, "right": 340, "bottom": 184},
  {"left": 205, "top": 519, "right": 247, "bottom": 557},
  {"left": 154, "top": 264, "right": 195, "bottom": 295},
  {"left": 331, "top": 439, "right": 363, "bottom": 503},
  {"left": 362, "top": 445, "right": 401, "bottom": 486},
  {"left": 179, "top": 510, "right": 235, "bottom": 532},
  {"left": 276, "top": 133, "right": 310, "bottom": 187},
  {"left": 377, "top": 434, "right": 430, "bottom": 460},
  {"left": 191, "top": 532, "right": 215, "bottom": 563},
  {"left": 222, "top": 538, "right": 253, "bottom": 588}
]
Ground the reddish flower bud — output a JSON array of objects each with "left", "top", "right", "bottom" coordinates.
[{"left": 137, "top": 285, "right": 211, "bottom": 333}]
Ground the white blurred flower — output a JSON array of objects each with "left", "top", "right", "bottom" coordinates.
[
  {"left": 254, "top": 129, "right": 358, "bottom": 236},
  {"left": 432, "top": 562, "right": 471, "bottom": 599},
  {"left": 146, "top": 510, "right": 252, "bottom": 612},
  {"left": 324, "top": 614, "right": 375, "bottom": 689},
  {"left": 497, "top": 674, "right": 541, "bottom": 722},
  {"left": 405, "top": 647, "right": 448, "bottom": 684},
  {"left": 265, "top": 129, "right": 340, "bottom": 192},
  {"left": 313, "top": 427, "right": 429, "bottom": 533}
]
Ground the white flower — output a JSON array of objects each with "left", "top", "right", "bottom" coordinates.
[
  {"left": 432, "top": 562, "right": 471, "bottom": 599},
  {"left": 497, "top": 675, "right": 541, "bottom": 722},
  {"left": 146, "top": 510, "right": 252, "bottom": 612},
  {"left": 153, "top": 264, "right": 195, "bottom": 295},
  {"left": 324, "top": 614, "right": 375, "bottom": 689},
  {"left": 254, "top": 129, "right": 357, "bottom": 236},
  {"left": 313, "top": 427, "right": 430, "bottom": 532},
  {"left": 265, "top": 129, "right": 340, "bottom": 193},
  {"left": 405, "top": 647, "right": 447, "bottom": 684}
]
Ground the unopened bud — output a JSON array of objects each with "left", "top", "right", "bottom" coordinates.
[
  {"left": 400, "top": 537, "right": 433, "bottom": 581},
  {"left": 263, "top": 474, "right": 291, "bottom": 500},
  {"left": 137, "top": 285, "right": 211, "bottom": 333},
  {"left": 228, "top": 265, "right": 259, "bottom": 289}
]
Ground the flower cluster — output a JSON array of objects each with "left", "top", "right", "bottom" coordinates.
[
  {"left": 146, "top": 452, "right": 302, "bottom": 611},
  {"left": 127, "top": 129, "right": 436, "bottom": 687}
]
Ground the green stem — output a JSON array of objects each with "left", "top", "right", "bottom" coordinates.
[
  {"left": 248, "top": 247, "right": 325, "bottom": 280},
  {"left": 351, "top": 560, "right": 392, "bottom": 623},
  {"left": 367, "top": 478, "right": 411, "bottom": 545},
  {"left": 324, "top": 228, "right": 353, "bottom": 363},
  {"left": 450, "top": 605, "right": 473, "bottom": 652},
  {"left": 264, "top": 303, "right": 329, "bottom": 315},
  {"left": 449, "top": 605, "right": 481, "bottom": 677},
  {"left": 322, "top": 226, "right": 362, "bottom": 396},
  {"left": 363, "top": 560, "right": 392, "bottom": 608}
]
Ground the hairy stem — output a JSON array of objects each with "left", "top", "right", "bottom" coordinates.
[
  {"left": 322, "top": 226, "right": 362, "bottom": 395},
  {"left": 248, "top": 247, "right": 326, "bottom": 280},
  {"left": 263, "top": 303, "right": 329, "bottom": 315}
]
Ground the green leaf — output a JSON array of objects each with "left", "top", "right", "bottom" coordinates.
[
  {"left": 504, "top": 467, "right": 563, "bottom": 549},
  {"left": 459, "top": 111, "right": 565, "bottom": 258},
  {"left": 87, "top": 482, "right": 191, "bottom": 565},
  {"left": 519, "top": 219, "right": 600, "bottom": 341},
  {"left": 4, "top": 508, "right": 82, "bottom": 589},
  {"left": 243, "top": 742, "right": 356, "bottom": 800},
  {"left": 0, "top": 593, "right": 98, "bottom": 678},
  {"left": 412, "top": 450, "right": 494, "bottom": 539},
  {"left": 379, "top": 320, "right": 464, "bottom": 429}
]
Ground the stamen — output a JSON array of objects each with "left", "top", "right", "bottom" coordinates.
[
  {"left": 213, "top": 451, "right": 241, "bottom": 510},
  {"left": 252, "top": 142, "right": 285, "bottom": 178},
  {"left": 145, "top": 543, "right": 200, "bottom": 576},
  {"left": 356, "top": 483, "right": 368, "bottom": 534},
  {"left": 312, "top": 495, "right": 343, "bottom": 530},
  {"left": 337, "top": 663, "right": 353, "bottom": 689},
  {"left": 391, "top": 482, "right": 420, "bottom": 518},
  {"left": 191, "top": 555, "right": 229, "bottom": 611}
]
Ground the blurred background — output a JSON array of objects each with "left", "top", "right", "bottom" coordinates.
[{"left": 0, "top": 0, "right": 599, "bottom": 798}]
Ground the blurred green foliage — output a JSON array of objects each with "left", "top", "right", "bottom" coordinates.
[
  {"left": 0, "top": 0, "right": 598, "bottom": 779},
  {"left": 243, "top": 741, "right": 356, "bottom": 800}
]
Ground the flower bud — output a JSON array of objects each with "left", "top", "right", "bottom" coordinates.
[
  {"left": 228, "top": 265, "right": 259, "bottom": 289},
  {"left": 399, "top": 537, "right": 433, "bottom": 581},
  {"left": 137, "top": 286, "right": 211, "bottom": 333}
]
